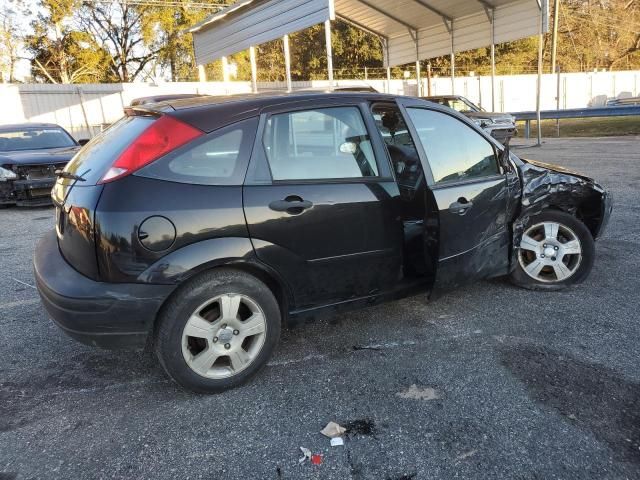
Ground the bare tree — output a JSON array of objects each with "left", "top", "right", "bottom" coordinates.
[
  {"left": 0, "top": 2, "right": 25, "bottom": 82},
  {"left": 78, "top": 0, "right": 160, "bottom": 82}
]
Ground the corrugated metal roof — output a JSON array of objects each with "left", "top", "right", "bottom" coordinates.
[{"left": 191, "top": 0, "right": 548, "bottom": 67}]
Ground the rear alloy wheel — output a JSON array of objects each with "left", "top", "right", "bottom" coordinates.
[
  {"left": 181, "top": 294, "right": 267, "bottom": 379},
  {"left": 511, "top": 211, "right": 595, "bottom": 290},
  {"left": 155, "top": 269, "right": 280, "bottom": 393}
]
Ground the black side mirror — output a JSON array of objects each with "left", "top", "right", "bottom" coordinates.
[{"left": 78, "top": 138, "right": 90, "bottom": 146}]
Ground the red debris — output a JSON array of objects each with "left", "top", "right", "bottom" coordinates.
[{"left": 311, "top": 454, "right": 323, "bottom": 465}]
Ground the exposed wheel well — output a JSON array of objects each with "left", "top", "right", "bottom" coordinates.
[{"left": 545, "top": 193, "right": 603, "bottom": 239}]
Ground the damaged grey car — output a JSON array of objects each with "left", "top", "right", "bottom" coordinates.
[{"left": 0, "top": 123, "right": 84, "bottom": 207}]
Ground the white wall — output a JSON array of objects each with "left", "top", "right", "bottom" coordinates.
[{"left": 1, "top": 70, "right": 638, "bottom": 139}]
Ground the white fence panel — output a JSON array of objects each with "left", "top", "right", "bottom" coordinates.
[{"left": 1, "top": 70, "right": 639, "bottom": 140}]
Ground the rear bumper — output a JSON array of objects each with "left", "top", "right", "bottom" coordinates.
[{"left": 34, "top": 232, "right": 177, "bottom": 349}]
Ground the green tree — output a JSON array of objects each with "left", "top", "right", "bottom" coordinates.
[
  {"left": 142, "top": 3, "right": 216, "bottom": 81},
  {"left": 26, "top": 0, "right": 114, "bottom": 83}
]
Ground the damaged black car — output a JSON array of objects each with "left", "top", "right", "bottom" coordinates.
[
  {"left": 34, "top": 93, "right": 612, "bottom": 393},
  {"left": 0, "top": 123, "right": 84, "bottom": 207}
]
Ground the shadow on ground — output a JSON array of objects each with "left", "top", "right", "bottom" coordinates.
[{"left": 499, "top": 343, "right": 640, "bottom": 464}]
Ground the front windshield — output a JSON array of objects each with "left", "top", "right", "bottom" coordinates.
[{"left": 0, "top": 127, "right": 76, "bottom": 152}]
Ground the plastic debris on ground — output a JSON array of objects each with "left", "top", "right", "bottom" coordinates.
[
  {"left": 298, "top": 447, "right": 311, "bottom": 464},
  {"left": 311, "top": 454, "right": 323, "bottom": 465},
  {"left": 320, "top": 421, "right": 346, "bottom": 438},
  {"left": 330, "top": 437, "right": 344, "bottom": 447}
]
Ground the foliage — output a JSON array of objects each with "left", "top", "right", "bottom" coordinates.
[
  {"left": 6, "top": 0, "right": 640, "bottom": 83},
  {"left": 25, "top": 0, "right": 114, "bottom": 83}
]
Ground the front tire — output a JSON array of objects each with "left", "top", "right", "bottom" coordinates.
[
  {"left": 155, "top": 269, "right": 281, "bottom": 393},
  {"left": 511, "top": 210, "right": 595, "bottom": 290}
]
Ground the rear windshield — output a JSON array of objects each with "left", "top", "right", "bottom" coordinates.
[
  {"left": 0, "top": 127, "right": 76, "bottom": 151},
  {"left": 63, "top": 115, "right": 155, "bottom": 185}
]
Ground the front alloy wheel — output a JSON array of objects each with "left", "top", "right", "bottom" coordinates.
[
  {"left": 511, "top": 210, "right": 595, "bottom": 290},
  {"left": 518, "top": 221, "right": 582, "bottom": 283}
]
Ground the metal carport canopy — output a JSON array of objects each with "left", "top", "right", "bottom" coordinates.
[{"left": 189, "top": 0, "right": 548, "bottom": 68}]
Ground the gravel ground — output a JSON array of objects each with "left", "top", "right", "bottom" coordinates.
[{"left": 1, "top": 136, "right": 639, "bottom": 480}]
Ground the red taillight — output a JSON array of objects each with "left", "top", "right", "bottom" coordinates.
[{"left": 99, "top": 115, "right": 203, "bottom": 184}]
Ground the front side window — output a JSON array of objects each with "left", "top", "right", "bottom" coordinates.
[
  {"left": 263, "top": 107, "right": 378, "bottom": 181},
  {"left": 139, "top": 117, "right": 258, "bottom": 185},
  {"left": 406, "top": 108, "right": 499, "bottom": 184}
]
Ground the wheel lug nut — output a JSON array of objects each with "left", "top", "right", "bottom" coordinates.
[
  {"left": 221, "top": 324, "right": 227, "bottom": 329},
  {"left": 551, "top": 257, "right": 556, "bottom": 261},
  {"left": 233, "top": 329, "right": 239, "bottom": 335},
  {"left": 543, "top": 244, "right": 547, "bottom": 248},
  {"left": 213, "top": 337, "right": 218, "bottom": 343},
  {"left": 224, "top": 343, "right": 231, "bottom": 350},
  {"left": 540, "top": 254, "right": 545, "bottom": 258},
  {"left": 554, "top": 246, "right": 559, "bottom": 250}
]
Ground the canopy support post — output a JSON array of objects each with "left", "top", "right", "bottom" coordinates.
[
  {"left": 490, "top": 9, "right": 496, "bottom": 111},
  {"left": 536, "top": 3, "right": 544, "bottom": 146},
  {"left": 249, "top": 46, "right": 258, "bottom": 93},
  {"left": 283, "top": 34, "right": 292, "bottom": 92},
  {"left": 409, "top": 29, "right": 421, "bottom": 96},
  {"left": 445, "top": 19, "right": 455, "bottom": 94},
  {"left": 221, "top": 56, "right": 229, "bottom": 83},
  {"left": 383, "top": 38, "right": 391, "bottom": 94},
  {"left": 325, "top": 20, "right": 334, "bottom": 89},
  {"left": 197, "top": 64, "right": 206, "bottom": 83}
]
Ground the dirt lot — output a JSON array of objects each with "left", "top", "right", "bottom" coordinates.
[{"left": 1, "top": 137, "right": 639, "bottom": 479}]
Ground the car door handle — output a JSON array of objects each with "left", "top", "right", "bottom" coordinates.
[
  {"left": 269, "top": 196, "right": 313, "bottom": 214},
  {"left": 449, "top": 198, "right": 473, "bottom": 215}
]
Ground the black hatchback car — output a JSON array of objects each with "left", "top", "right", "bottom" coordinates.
[{"left": 34, "top": 93, "right": 612, "bottom": 393}]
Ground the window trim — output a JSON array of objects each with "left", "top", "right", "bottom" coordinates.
[
  {"left": 136, "top": 117, "right": 259, "bottom": 186},
  {"left": 402, "top": 105, "right": 504, "bottom": 188},
  {"left": 257, "top": 104, "right": 393, "bottom": 185},
  {"left": 369, "top": 100, "right": 423, "bottom": 186}
]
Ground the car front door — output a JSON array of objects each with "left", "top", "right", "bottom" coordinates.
[
  {"left": 398, "top": 99, "right": 511, "bottom": 292},
  {"left": 243, "top": 102, "right": 403, "bottom": 311}
]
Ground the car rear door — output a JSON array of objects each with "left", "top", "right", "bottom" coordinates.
[
  {"left": 243, "top": 100, "right": 403, "bottom": 310},
  {"left": 398, "top": 98, "right": 511, "bottom": 292}
]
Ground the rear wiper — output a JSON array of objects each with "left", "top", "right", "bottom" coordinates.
[{"left": 54, "top": 170, "right": 86, "bottom": 182}]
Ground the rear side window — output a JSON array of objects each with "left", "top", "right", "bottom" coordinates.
[
  {"left": 263, "top": 107, "right": 378, "bottom": 181},
  {"left": 406, "top": 108, "right": 499, "bottom": 184},
  {"left": 138, "top": 117, "right": 258, "bottom": 185},
  {"left": 63, "top": 116, "right": 154, "bottom": 185}
]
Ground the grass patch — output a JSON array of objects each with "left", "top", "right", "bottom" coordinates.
[{"left": 516, "top": 116, "right": 640, "bottom": 138}]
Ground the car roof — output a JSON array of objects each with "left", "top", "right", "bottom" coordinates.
[
  {"left": 133, "top": 91, "right": 427, "bottom": 133},
  {"left": 144, "top": 91, "right": 397, "bottom": 111},
  {"left": 0, "top": 122, "right": 65, "bottom": 132}
]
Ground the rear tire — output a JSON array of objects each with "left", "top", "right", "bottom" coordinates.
[
  {"left": 510, "top": 210, "right": 595, "bottom": 291},
  {"left": 155, "top": 269, "right": 281, "bottom": 393}
]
